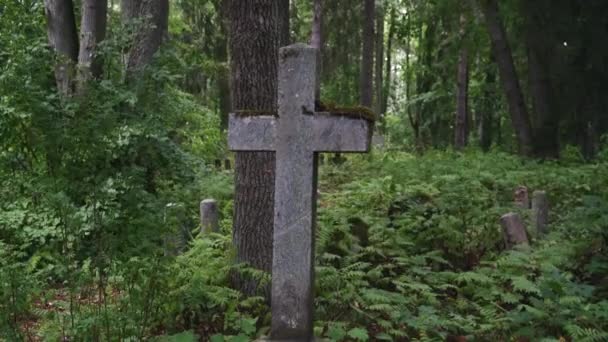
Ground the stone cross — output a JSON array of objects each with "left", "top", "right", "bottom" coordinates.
[{"left": 228, "top": 43, "right": 373, "bottom": 340}]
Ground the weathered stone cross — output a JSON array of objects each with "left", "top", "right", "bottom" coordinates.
[{"left": 228, "top": 43, "right": 373, "bottom": 340}]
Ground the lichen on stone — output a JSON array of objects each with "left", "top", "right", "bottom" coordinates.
[
  {"left": 233, "top": 110, "right": 278, "bottom": 117},
  {"left": 232, "top": 101, "right": 377, "bottom": 123},
  {"left": 315, "top": 100, "right": 377, "bottom": 122}
]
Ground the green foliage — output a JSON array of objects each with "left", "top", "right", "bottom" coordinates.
[{"left": 311, "top": 151, "right": 608, "bottom": 341}]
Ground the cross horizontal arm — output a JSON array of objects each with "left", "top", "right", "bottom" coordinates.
[
  {"left": 228, "top": 114, "right": 278, "bottom": 151},
  {"left": 312, "top": 113, "right": 373, "bottom": 152}
]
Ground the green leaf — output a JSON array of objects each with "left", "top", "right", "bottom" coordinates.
[
  {"left": 210, "top": 335, "right": 225, "bottom": 342},
  {"left": 347, "top": 327, "right": 369, "bottom": 341},
  {"left": 511, "top": 276, "right": 541, "bottom": 295},
  {"left": 327, "top": 326, "right": 347, "bottom": 341},
  {"left": 154, "top": 331, "right": 198, "bottom": 342}
]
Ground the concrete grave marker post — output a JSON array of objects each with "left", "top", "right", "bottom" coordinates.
[
  {"left": 500, "top": 212, "right": 529, "bottom": 249},
  {"left": 531, "top": 190, "right": 549, "bottom": 236},
  {"left": 228, "top": 43, "right": 373, "bottom": 340},
  {"left": 200, "top": 199, "right": 219, "bottom": 233}
]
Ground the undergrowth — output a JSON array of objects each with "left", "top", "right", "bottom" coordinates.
[{"left": 2, "top": 150, "right": 608, "bottom": 341}]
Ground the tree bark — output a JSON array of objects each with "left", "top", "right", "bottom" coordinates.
[
  {"left": 310, "top": 0, "right": 323, "bottom": 101},
  {"left": 229, "top": 0, "right": 281, "bottom": 298},
  {"left": 121, "top": 0, "right": 169, "bottom": 77},
  {"left": 382, "top": 6, "right": 396, "bottom": 116},
  {"left": 359, "top": 0, "right": 374, "bottom": 108},
  {"left": 310, "top": 0, "right": 323, "bottom": 51},
  {"left": 44, "top": 0, "right": 79, "bottom": 96},
  {"left": 410, "top": 12, "right": 423, "bottom": 147},
  {"left": 479, "top": 56, "right": 496, "bottom": 151},
  {"left": 455, "top": 15, "right": 469, "bottom": 150},
  {"left": 479, "top": 0, "right": 534, "bottom": 156},
  {"left": 523, "top": 1, "right": 559, "bottom": 158},
  {"left": 216, "top": 0, "right": 231, "bottom": 130},
  {"left": 278, "top": 0, "right": 290, "bottom": 47},
  {"left": 77, "top": 0, "right": 108, "bottom": 91},
  {"left": 374, "top": 4, "right": 385, "bottom": 121}
]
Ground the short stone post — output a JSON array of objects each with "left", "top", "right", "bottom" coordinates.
[
  {"left": 514, "top": 186, "right": 530, "bottom": 209},
  {"left": 531, "top": 190, "right": 549, "bottom": 236},
  {"left": 200, "top": 199, "right": 219, "bottom": 233},
  {"left": 500, "top": 212, "right": 529, "bottom": 249}
]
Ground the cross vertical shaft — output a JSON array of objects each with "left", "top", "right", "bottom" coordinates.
[{"left": 271, "top": 44, "right": 318, "bottom": 340}]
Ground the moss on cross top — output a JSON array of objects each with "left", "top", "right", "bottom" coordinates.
[
  {"left": 233, "top": 101, "right": 377, "bottom": 123},
  {"left": 315, "top": 101, "right": 377, "bottom": 122}
]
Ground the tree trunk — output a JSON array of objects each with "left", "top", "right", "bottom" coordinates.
[
  {"left": 121, "top": 0, "right": 169, "bottom": 77},
  {"left": 229, "top": 0, "right": 281, "bottom": 298},
  {"left": 455, "top": 46, "right": 469, "bottom": 149},
  {"left": 409, "top": 12, "right": 422, "bottom": 147},
  {"left": 217, "top": 0, "right": 231, "bottom": 130},
  {"left": 310, "top": 0, "right": 323, "bottom": 51},
  {"left": 455, "top": 15, "right": 469, "bottom": 150},
  {"left": 278, "top": 0, "right": 290, "bottom": 47},
  {"left": 359, "top": 0, "right": 374, "bottom": 108},
  {"left": 479, "top": 0, "right": 534, "bottom": 156},
  {"left": 310, "top": 0, "right": 323, "bottom": 101},
  {"left": 44, "top": 0, "right": 79, "bottom": 96},
  {"left": 523, "top": 2, "right": 559, "bottom": 158},
  {"left": 382, "top": 6, "right": 396, "bottom": 115},
  {"left": 374, "top": 4, "right": 385, "bottom": 122},
  {"left": 479, "top": 56, "right": 496, "bottom": 151},
  {"left": 77, "top": 0, "right": 108, "bottom": 91}
]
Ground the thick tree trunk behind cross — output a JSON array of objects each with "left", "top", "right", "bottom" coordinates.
[
  {"left": 278, "top": 0, "right": 290, "bottom": 47},
  {"left": 43, "top": 0, "right": 79, "bottom": 96},
  {"left": 479, "top": 0, "right": 533, "bottom": 156},
  {"left": 359, "top": 0, "right": 374, "bottom": 108},
  {"left": 230, "top": 0, "right": 284, "bottom": 297}
]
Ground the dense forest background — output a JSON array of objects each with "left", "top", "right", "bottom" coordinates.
[{"left": 1, "top": 0, "right": 608, "bottom": 340}]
